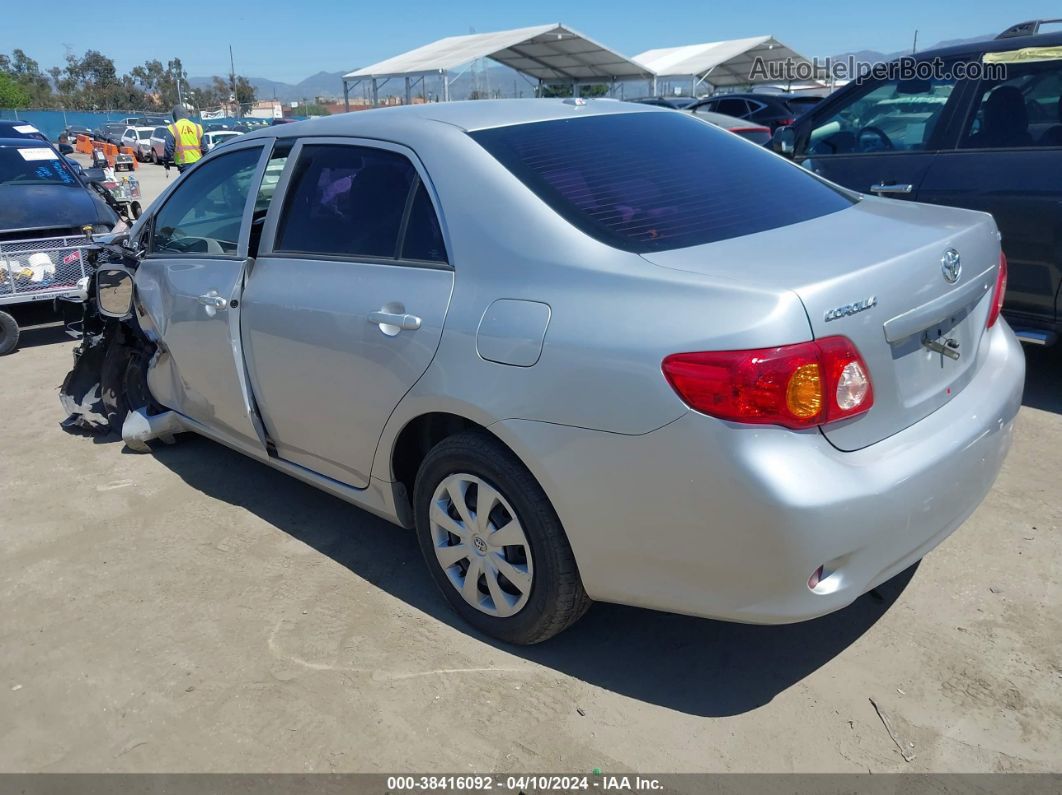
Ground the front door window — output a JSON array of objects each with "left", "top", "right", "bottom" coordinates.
[
  {"left": 150, "top": 147, "right": 262, "bottom": 256},
  {"left": 809, "top": 77, "right": 957, "bottom": 155}
]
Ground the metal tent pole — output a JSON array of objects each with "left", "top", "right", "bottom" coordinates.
[
  {"left": 404, "top": 77, "right": 411, "bottom": 105},
  {"left": 371, "top": 78, "right": 379, "bottom": 108}
]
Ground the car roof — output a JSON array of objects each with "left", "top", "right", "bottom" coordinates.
[
  {"left": 907, "top": 28, "right": 1062, "bottom": 61},
  {"left": 688, "top": 109, "right": 767, "bottom": 128},
  {"left": 0, "top": 137, "right": 55, "bottom": 148},
  {"left": 236, "top": 98, "right": 664, "bottom": 145}
]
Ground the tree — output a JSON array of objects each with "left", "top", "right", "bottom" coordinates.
[
  {"left": 0, "top": 49, "right": 54, "bottom": 106},
  {"left": 0, "top": 72, "right": 29, "bottom": 107}
]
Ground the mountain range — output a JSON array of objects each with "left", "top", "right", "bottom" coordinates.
[{"left": 190, "top": 33, "right": 997, "bottom": 103}]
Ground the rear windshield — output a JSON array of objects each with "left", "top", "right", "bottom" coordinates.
[{"left": 470, "top": 111, "right": 853, "bottom": 253}]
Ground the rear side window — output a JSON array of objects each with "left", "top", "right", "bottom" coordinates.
[
  {"left": 470, "top": 112, "right": 853, "bottom": 253},
  {"left": 715, "top": 98, "right": 751, "bottom": 117},
  {"left": 401, "top": 182, "right": 447, "bottom": 262},
  {"left": 275, "top": 144, "right": 419, "bottom": 260}
]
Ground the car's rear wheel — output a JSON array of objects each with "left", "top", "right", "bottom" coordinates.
[{"left": 413, "top": 431, "right": 590, "bottom": 644}]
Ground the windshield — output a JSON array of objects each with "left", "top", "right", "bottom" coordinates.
[
  {"left": 137, "top": 130, "right": 152, "bottom": 139},
  {"left": 471, "top": 111, "right": 853, "bottom": 253},
  {"left": 0, "top": 147, "right": 79, "bottom": 187}
]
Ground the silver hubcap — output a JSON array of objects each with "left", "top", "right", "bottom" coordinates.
[{"left": 429, "top": 473, "right": 533, "bottom": 618}]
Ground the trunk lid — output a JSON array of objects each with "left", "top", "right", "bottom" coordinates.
[{"left": 643, "top": 197, "right": 1002, "bottom": 450}]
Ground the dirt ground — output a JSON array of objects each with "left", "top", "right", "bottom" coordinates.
[{"left": 0, "top": 319, "right": 1059, "bottom": 773}]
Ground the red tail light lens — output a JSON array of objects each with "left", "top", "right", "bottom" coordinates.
[
  {"left": 662, "top": 336, "right": 873, "bottom": 429},
  {"left": 986, "top": 251, "right": 1007, "bottom": 328}
]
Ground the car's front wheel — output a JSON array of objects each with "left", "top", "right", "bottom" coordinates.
[{"left": 413, "top": 431, "right": 590, "bottom": 644}]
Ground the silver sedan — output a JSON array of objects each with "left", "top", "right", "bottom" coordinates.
[{"left": 62, "top": 99, "right": 1024, "bottom": 643}]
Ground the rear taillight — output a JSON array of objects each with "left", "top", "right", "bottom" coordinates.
[
  {"left": 662, "top": 336, "right": 873, "bottom": 429},
  {"left": 986, "top": 251, "right": 1007, "bottom": 328}
]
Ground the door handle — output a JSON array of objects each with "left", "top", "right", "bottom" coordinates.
[
  {"left": 368, "top": 310, "right": 421, "bottom": 332},
  {"left": 869, "top": 183, "right": 913, "bottom": 195},
  {"left": 198, "top": 290, "right": 227, "bottom": 309}
]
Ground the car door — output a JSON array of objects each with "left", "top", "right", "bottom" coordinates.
[
  {"left": 241, "top": 138, "right": 454, "bottom": 488},
  {"left": 918, "top": 56, "right": 1062, "bottom": 331},
  {"left": 134, "top": 141, "right": 271, "bottom": 450},
  {"left": 793, "top": 73, "right": 963, "bottom": 201}
]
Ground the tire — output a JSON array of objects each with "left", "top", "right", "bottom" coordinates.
[
  {"left": 413, "top": 430, "right": 590, "bottom": 644},
  {"left": 99, "top": 335, "right": 150, "bottom": 433},
  {"left": 0, "top": 311, "right": 19, "bottom": 356}
]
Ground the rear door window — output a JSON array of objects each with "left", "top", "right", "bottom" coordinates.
[
  {"left": 274, "top": 144, "right": 417, "bottom": 259},
  {"left": 961, "top": 59, "right": 1062, "bottom": 148},
  {"left": 470, "top": 111, "right": 853, "bottom": 253}
]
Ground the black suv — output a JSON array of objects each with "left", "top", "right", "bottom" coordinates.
[{"left": 772, "top": 19, "right": 1062, "bottom": 345}]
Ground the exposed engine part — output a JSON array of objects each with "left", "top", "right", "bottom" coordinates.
[{"left": 59, "top": 243, "right": 160, "bottom": 438}]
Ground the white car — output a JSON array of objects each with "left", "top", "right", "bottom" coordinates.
[
  {"left": 120, "top": 126, "right": 157, "bottom": 161},
  {"left": 203, "top": 130, "right": 242, "bottom": 153}
]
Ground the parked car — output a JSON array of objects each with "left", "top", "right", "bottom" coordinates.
[
  {"left": 690, "top": 92, "right": 808, "bottom": 131},
  {"left": 148, "top": 126, "right": 173, "bottom": 164},
  {"left": 120, "top": 126, "right": 157, "bottom": 160},
  {"left": 630, "top": 95, "right": 699, "bottom": 109},
  {"left": 0, "top": 138, "right": 119, "bottom": 241},
  {"left": 202, "top": 129, "right": 242, "bottom": 152},
  {"left": 60, "top": 100, "right": 1021, "bottom": 644},
  {"left": 687, "top": 108, "right": 773, "bottom": 145},
  {"left": 0, "top": 120, "right": 49, "bottom": 142},
  {"left": 99, "top": 122, "right": 128, "bottom": 147},
  {"left": 64, "top": 124, "right": 94, "bottom": 141},
  {"left": 771, "top": 19, "right": 1062, "bottom": 345}
]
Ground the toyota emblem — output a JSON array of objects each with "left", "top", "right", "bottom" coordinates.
[{"left": 941, "top": 249, "right": 961, "bottom": 283}]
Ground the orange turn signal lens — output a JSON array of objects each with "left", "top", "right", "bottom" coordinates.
[{"left": 786, "top": 363, "right": 822, "bottom": 419}]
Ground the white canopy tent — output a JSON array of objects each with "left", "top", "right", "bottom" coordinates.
[
  {"left": 634, "top": 36, "right": 811, "bottom": 95},
  {"left": 342, "top": 23, "right": 654, "bottom": 108}
]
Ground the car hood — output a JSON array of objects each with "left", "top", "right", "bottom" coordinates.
[{"left": 0, "top": 183, "right": 103, "bottom": 234}]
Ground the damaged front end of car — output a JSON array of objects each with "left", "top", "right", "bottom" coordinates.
[{"left": 59, "top": 241, "right": 160, "bottom": 445}]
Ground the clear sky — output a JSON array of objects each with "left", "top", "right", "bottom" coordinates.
[{"left": 6, "top": 0, "right": 1058, "bottom": 83}]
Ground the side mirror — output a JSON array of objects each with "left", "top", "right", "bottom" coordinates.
[
  {"left": 58, "top": 143, "right": 74, "bottom": 155},
  {"left": 773, "top": 125, "right": 797, "bottom": 157},
  {"left": 96, "top": 266, "right": 135, "bottom": 319}
]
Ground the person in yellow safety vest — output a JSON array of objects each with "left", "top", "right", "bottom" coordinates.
[{"left": 164, "top": 106, "right": 204, "bottom": 173}]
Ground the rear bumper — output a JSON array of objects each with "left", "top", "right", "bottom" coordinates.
[{"left": 495, "top": 321, "right": 1024, "bottom": 623}]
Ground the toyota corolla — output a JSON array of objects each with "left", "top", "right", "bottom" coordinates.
[{"left": 60, "top": 99, "right": 1024, "bottom": 644}]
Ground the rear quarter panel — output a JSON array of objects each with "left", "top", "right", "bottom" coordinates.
[{"left": 371, "top": 125, "right": 813, "bottom": 480}]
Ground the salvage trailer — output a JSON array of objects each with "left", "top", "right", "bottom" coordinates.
[{"left": 0, "top": 234, "right": 99, "bottom": 355}]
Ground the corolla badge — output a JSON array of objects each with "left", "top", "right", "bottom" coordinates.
[
  {"left": 824, "top": 296, "right": 877, "bottom": 322},
  {"left": 941, "top": 249, "right": 961, "bottom": 283}
]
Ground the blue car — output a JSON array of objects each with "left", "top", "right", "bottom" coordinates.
[{"left": 0, "top": 119, "right": 49, "bottom": 143}]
